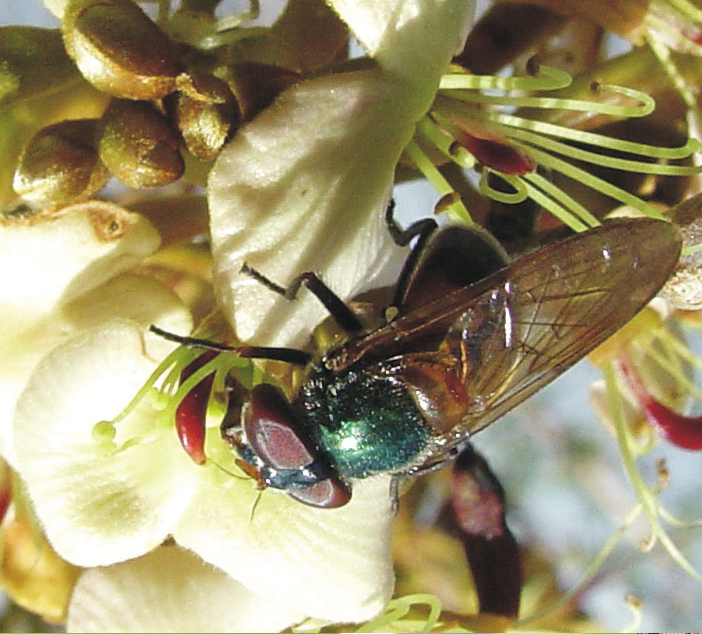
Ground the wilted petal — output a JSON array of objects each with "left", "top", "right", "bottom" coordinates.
[
  {"left": 209, "top": 69, "right": 411, "bottom": 346},
  {"left": 14, "top": 320, "right": 195, "bottom": 566},
  {"left": 67, "top": 545, "right": 304, "bottom": 633},
  {"left": 174, "top": 473, "right": 395, "bottom": 624}
]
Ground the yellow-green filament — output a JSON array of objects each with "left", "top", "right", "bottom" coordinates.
[
  {"left": 477, "top": 171, "right": 528, "bottom": 204},
  {"left": 403, "top": 140, "right": 472, "bottom": 223},
  {"left": 523, "top": 172, "right": 600, "bottom": 228},
  {"left": 604, "top": 362, "right": 702, "bottom": 581},
  {"left": 439, "top": 65, "right": 572, "bottom": 91}
]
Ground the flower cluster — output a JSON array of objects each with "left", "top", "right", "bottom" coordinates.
[{"left": 3, "top": 0, "right": 702, "bottom": 631}]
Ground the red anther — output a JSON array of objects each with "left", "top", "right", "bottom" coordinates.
[
  {"left": 456, "top": 131, "right": 535, "bottom": 175},
  {"left": 176, "top": 350, "right": 220, "bottom": 464},
  {"left": 620, "top": 358, "right": 702, "bottom": 451},
  {"left": 0, "top": 462, "right": 12, "bottom": 526}
]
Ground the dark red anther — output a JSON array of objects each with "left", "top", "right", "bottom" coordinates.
[
  {"left": 176, "top": 350, "right": 220, "bottom": 465},
  {"left": 456, "top": 131, "right": 535, "bottom": 175},
  {"left": 682, "top": 26, "right": 702, "bottom": 46},
  {"left": 620, "top": 358, "right": 702, "bottom": 451},
  {"left": 0, "top": 461, "right": 12, "bottom": 526}
]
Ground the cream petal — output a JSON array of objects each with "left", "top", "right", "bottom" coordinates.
[
  {"left": 209, "top": 69, "right": 411, "bottom": 347},
  {"left": 328, "top": 0, "right": 475, "bottom": 99},
  {"left": 0, "top": 204, "right": 163, "bottom": 468},
  {"left": 67, "top": 545, "right": 304, "bottom": 633},
  {"left": 0, "top": 274, "right": 191, "bottom": 467},
  {"left": 14, "top": 320, "right": 198, "bottom": 566},
  {"left": 174, "top": 473, "right": 395, "bottom": 624},
  {"left": 0, "top": 202, "right": 160, "bottom": 324}
]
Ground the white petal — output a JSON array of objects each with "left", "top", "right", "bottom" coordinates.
[
  {"left": 42, "top": 0, "right": 68, "bottom": 18},
  {"left": 0, "top": 204, "right": 163, "bottom": 467},
  {"left": 0, "top": 274, "right": 190, "bottom": 467},
  {"left": 14, "top": 320, "right": 197, "bottom": 566},
  {"left": 174, "top": 474, "right": 395, "bottom": 624},
  {"left": 0, "top": 202, "right": 159, "bottom": 324},
  {"left": 64, "top": 273, "right": 195, "bottom": 361},
  {"left": 328, "top": 0, "right": 475, "bottom": 96},
  {"left": 68, "top": 545, "right": 304, "bottom": 633},
  {"left": 209, "top": 69, "right": 410, "bottom": 346}
]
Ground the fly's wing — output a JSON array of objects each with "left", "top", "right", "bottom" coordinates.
[
  {"left": 336, "top": 218, "right": 681, "bottom": 440},
  {"left": 438, "top": 217, "right": 680, "bottom": 436}
]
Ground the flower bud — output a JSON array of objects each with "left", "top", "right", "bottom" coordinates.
[
  {"left": 62, "top": 0, "right": 180, "bottom": 100},
  {"left": 221, "top": 62, "right": 301, "bottom": 122},
  {"left": 13, "top": 119, "right": 109, "bottom": 204},
  {"left": 165, "top": 71, "right": 240, "bottom": 162},
  {"left": 99, "top": 98, "right": 184, "bottom": 188},
  {"left": 0, "top": 26, "right": 80, "bottom": 110}
]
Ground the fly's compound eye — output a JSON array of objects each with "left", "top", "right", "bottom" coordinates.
[{"left": 243, "top": 384, "right": 351, "bottom": 508}]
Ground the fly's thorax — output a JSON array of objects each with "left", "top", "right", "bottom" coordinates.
[{"left": 297, "top": 363, "right": 434, "bottom": 480}]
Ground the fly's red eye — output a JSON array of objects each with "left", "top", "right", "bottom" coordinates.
[
  {"left": 244, "top": 383, "right": 316, "bottom": 469},
  {"left": 244, "top": 384, "right": 351, "bottom": 508},
  {"left": 288, "top": 477, "right": 351, "bottom": 508},
  {"left": 175, "top": 350, "right": 220, "bottom": 465},
  {"left": 244, "top": 383, "right": 318, "bottom": 469}
]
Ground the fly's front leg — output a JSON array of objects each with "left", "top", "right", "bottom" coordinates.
[{"left": 240, "top": 264, "right": 364, "bottom": 335}]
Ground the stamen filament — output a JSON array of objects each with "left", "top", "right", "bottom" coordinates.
[
  {"left": 491, "top": 121, "right": 700, "bottom": 176},
  {"left": 511, "top": 143, "right": 670, "bottom": 220},
  {"left": 439, "top": 65, "right": 572, "bottom": 91},
  {"left": 517, "top": 502, "right": 644, "bottom": 627},
  {"left": 403, "top": 140, "right": 472, "bottom": 223},
  {"left": 442, "top": 84, "right": 654, "bottom": 118},
  {"left": 518, "top": 178, "right": 589, "bottom": 232},
  {"left": 482, "top": 112, "right": 701, "bottom": 161},
  {"left": 604, "top": 362, "right": 702, "bottom": 581},
  {"left": 101, "top": 346, "right": 199, "bottom": 428},
  {"left": 523, "top": 171, "right": 600, "bottom": 228},
  {"left": 477, "top": 171, "right": 528, "bottom": 204}
]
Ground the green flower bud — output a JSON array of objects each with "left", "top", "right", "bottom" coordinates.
[
  {"left": 165, "top": 71, "right": 240, "bottom": 162},
  {"left": 13, "top": 119, "right": 109, "bottom": 204},
  {"left": 99, "top": 98, "right": 184, "bottom": 188},
  {"left": 0, "top": 26, "right": 80, "bottom": 111},
  {"left": 62, "top": 0, "right": 180, "bottom": 100}
]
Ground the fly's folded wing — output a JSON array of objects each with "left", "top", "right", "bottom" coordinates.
[{"left": 338, "top": 218, "right": 681, "bottom": 441}]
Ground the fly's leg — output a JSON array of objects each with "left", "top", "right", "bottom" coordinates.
[
  {"left": 240, "top": 263, "right": 364, "bottom": 334},
  {"left": 384, "top": 198, "right": 439, "bottom": 248},
  {"left": 149, "top": 325, "right": 311, "bottom": 366}
]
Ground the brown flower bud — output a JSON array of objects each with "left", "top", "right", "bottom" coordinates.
[
  {"left": 62, "top": 0, "right": 180, "bottom": 100},
  {"left": 99, "top": 98, "right": 184, "bottom": 188},
  {"left": 165, "top": 71, "right": 240, "bottom": 161},
  {"left": 221, "top": 62, "right": 301, "bottom": 122},
  {"left": 13, "top": 119, "right": 109, "bottom": 204}
]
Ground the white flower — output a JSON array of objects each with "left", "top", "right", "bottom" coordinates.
[
  {"left": 8, "top": 0, "right": 476, "bottom": 630},
  {"left": 67, "top": 546, "right": 305, "bottom": 633},
  {"left": 14, "top": 317, "right": 395, "bottom": 624}
]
